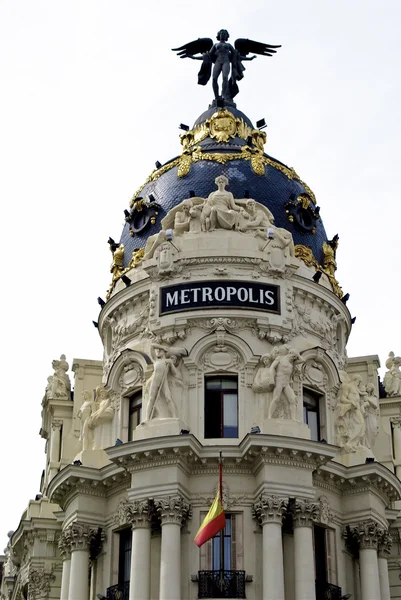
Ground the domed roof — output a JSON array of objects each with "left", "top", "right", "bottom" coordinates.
[{"left": 119, "top": 105, "right": 328, "bottom": 270}]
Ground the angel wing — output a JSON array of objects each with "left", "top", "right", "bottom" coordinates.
[
  {"left": 172, "top": 38, "right": 214, "bottom": 58},
  {"left": 234, "top": 38, "right": 281, "bottom": 57}
]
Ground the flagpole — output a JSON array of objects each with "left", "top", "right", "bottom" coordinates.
[{"left": 219, "top": 451, "right": 224, "bottom": 587}]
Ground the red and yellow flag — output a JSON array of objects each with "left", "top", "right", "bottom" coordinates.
[{"left": 194, "top": 458, "right": 225, "bottom": 548}]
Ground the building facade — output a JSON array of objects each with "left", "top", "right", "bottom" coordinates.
[{"left": 2, "top": 97, "right": 401, "bottom": 600}]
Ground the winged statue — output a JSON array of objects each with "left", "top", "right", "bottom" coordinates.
[{"left": 172, "top": 29, "right": 281, "bottom": 104}]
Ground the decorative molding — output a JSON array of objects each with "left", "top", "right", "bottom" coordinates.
[{"left": 27, "top": 568, "right": 55, "bottom": 600}]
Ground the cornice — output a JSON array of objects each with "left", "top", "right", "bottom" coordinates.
[{"left": 314, "top": 461, "right": 401, "bottom": 503}]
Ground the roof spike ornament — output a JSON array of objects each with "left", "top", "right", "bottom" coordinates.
[{"left": 172, "top": 29, "right": 281, "bottom": 105}]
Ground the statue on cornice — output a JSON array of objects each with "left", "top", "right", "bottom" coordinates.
[
  {"left": 49, "top": 354, "right": 71, "bottom": 399},
  {"left": 172, "top": 31, "right": 281, "bottom": 103},
  {"left": 91, "top": 386, "right": 115, "bottom": 450},
  {"left": 383, "top": 351, "right": 401, "bottom": 397}
]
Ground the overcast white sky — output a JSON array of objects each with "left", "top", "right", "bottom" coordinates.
[{"left": 0, "top": 0, "right": 400, "bottom": 548}]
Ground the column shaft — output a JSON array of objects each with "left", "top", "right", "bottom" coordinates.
[
  {"left": 129, "top": 526, "right": 151, "bottom": 600},
  {"left": 392, "top": 422, "right": 401, "bottom": 460},
  {"left": 60, "top": 558, "right": 71, "bottom": 600},
  {"left": 262, "top": 521, "right": 285, "bottom": 600},
  {"left": 68, "top": 549, "right": 90, "bottom": 600},
  {"left": 378, "top": 556, "right": 391, "bottom": 600},
  {"left": 293, "top": 525, "right": 316, "bottom": 600},
  {"left": 160, "top": 522, "right": 181, "bottom": 600},
  {"left": 283, "top": 533, "right": 295, "bottom": 600},
  {"left": 359, "top": 548, "right": 381, "bottom": 600}
]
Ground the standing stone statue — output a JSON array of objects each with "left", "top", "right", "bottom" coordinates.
[
  {"left": 336, "top": 373, "right": 366, "bottom": 452},
  {"left": 361, "top": 383, "right": 379, "bottom": 449},
  {"left": 267, "top": 345, "right": 303, "bottom": 420},
  {"left": 50, "top": 354, "right": 71, "bottom": 398},
  {"left": 145, "top": 344, "right": 187, "bottom": 421},
  {"left": 91, "top": 386, "right": 115, "bottom": 450},
  {"left": 383, "top": 351, "right": 401, "bottom": 397},
  {"left": 76, "top": 390, "right": 96, "bottom": 451}
]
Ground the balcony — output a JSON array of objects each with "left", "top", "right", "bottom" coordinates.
[
  {"left": 106, "top": 582, "right": 130, "bottom": 600},
  {"left": 315, "top": 580, "right": 342, "bottom": 600},
  {"left": 198, "top": 570, "right": 246, "bottom": 598}
]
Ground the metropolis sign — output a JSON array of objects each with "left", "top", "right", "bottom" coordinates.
[{"left": 160, "top": 281, "right": 280, "bottom": 315}]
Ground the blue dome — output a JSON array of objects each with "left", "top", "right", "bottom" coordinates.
[{"left": 119, "top": 106, "right": 327, "bottom": 269}]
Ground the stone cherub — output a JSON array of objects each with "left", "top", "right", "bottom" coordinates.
[{"left": 144, "top": 344, "right": 187, "bottom": 421}]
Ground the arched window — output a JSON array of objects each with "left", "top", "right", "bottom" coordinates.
[
  {"left": 204, "top": 376, "right": 238, "bottom": 438},
  {"left": 303, "top": 388, "right": 321, "bottom": 441},
  {"left": 128, "top": 392, "right": 142, "bottom": 441}
]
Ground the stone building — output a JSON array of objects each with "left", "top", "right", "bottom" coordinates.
[{"left": 2, "top": 82, "right": 401, "bottom": 600}]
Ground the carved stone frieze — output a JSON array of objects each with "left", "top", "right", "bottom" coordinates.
[
  {"left": 317, "top": 495, "right": 332, "bottom": 525},
  {"left": 292, "top": 499, "right": 320, "bottom": 528},
  {"left": 252, "top": 494, "right": 288, "bottom": 525},
  {"left": 27, "top": 567, "right": 55, "bottom": 600},
  {"left": 202, "top": 345, "right": 241, "bottom": 373},
  {"left": 155, "top": 495, "right": 191, "bottom": 526}
]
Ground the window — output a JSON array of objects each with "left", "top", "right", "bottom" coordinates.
[
  {"left": 128, "top": 392, "right": 142, "bottom": 441},
  {"left": 303, "top": 389, "right": 320, "bottom": 441},
  {"left": 205, "top": 377, "right": 238, "bottom": 438},
  {"left": 212, "top": 514, "right": 235, "bottom": 570},
  {"left": 313, "top": 525, "right": 338, "bottom": 589},
  {"left": 118, "top": 529, "right": 132, "bottom": 585}
]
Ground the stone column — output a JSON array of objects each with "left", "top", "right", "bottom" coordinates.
[
  {"left": 252, "top": 494, "right": 287, "bottom": 600},
  {"left": 347, "top": 520, "right": 381, "bottom": 600},
  {"left": 128, "top": 500, "right": 152, "bottom": 600},
  {"left": 378, "top": 530, "right": 392, "bottom": 600},
  {"left": 391, "top": 417, "right": 401, "bottom": 478},
  {"left": 68, "top": 523, "right": 96, "bottom": 600},
  {"left": 292, "top": 499, "right": 319, "bottom": 600},
  {"left": 58, "top": 529, "right": 72, "bottom": 600},
  {"left": 155, "top": 495, "right": 191, "bottom": 600},
  {"left": 49, "top": 419, "right": 62, "bottom": 480}
]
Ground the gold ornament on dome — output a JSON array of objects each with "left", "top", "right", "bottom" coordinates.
[
  {"left": 295, "top": 244, "right": 343, "bottom": 298},
  {"left": 208, "top": 109, "right": 237, "bottom": 142},
  {"left": 177, "top": 153, "right": 192, "bottom": 178},
  {"left": 106, "top": 247, "right": 145, "bottom": 300}
]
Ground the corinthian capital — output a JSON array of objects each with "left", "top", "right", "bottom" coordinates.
[
  {"left": 390, "top": 416, "right": 401, "bottom": 428},
  {"left": 68, "top": 522, "right": 97, "bottom": 552},
  {"left": 58, "top": 529, "right": 72, "bottom": 559},
  {"left": 378, "top": 529, "right": 393, "bottom": 557},
  {"left": 346, "top": 520, "right": 382, "bottom": 550},
  {"left": 292, "top": 499, "right": 320, "bottom": 528},
  {"left": 115, "top": 498, "right": 153, "bottom": 529},
  {"left": 252, "top": 494, "right": 287, "bottom": 525},
  {"left": 155, "top": 495, "right": 191, "bottom": 526}
]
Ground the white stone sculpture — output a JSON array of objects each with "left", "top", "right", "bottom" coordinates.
[
  {"left": 173, "top": 199, "right": 192, "bottom": 236},
  {"left": 91, "top": 386, "right": 115, "bottom": 449},
  {"left": 252, "top": 350, "right": 277, "bottom": 393},
  {"left": 76, "top": 390, "right": 96, "bottom": 451},
  {"left": 268, "top": 345, "right": 303, "bottom": 420},
  {"left": 144, "top": 344, "right": 187, "bottom": 421},
  {"left": 49, "top": 354, "right": 71, "bottom": 398},
  {"left": 202, "top": 175, "right": 244, "bottom": 230},
  {"left": 383, "top": 351, "right": 401, "bottom": 397},
  {"left": 361, "top": 383, "right": 379, "bottom": 449},
  {"left": 336, "top": 373, "right": 366, "bottom": 452}
]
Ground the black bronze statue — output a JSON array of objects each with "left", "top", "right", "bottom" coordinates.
[{"left": 172, "top": 29, "right": 281, "bottom": 104}]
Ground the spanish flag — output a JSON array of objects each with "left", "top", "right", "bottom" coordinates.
[{"left": 194, "top": 457, "right": 226, "bottom": 547}]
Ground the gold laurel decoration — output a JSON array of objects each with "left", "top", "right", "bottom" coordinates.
[
  {"left": 250, "top": 153, "right": 266, "bottom": 176},
  {"left": 177, "top": 153, "right": 192, "bottom": 178},
  {"left": 130, "top": 158, "right": 180, "bottom": 206}
]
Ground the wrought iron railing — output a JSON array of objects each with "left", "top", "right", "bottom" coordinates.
[
  {"left": 198, "top": 570, "right": 246, "bottom": 598},
  {"left": 315, "top": 580, "right": 342, "bottom": 600},
  {"left": 106, "top": 582, "right": 130, "bottom": 600}
]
